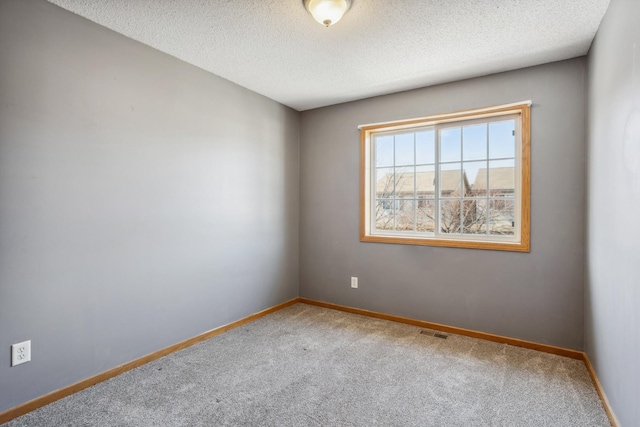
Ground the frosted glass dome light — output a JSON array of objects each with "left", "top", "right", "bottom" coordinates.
[{"left": 304, "top": 0, "right": 352, "bottom": 27}]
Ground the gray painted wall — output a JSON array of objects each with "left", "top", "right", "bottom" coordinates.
[
  {"left": 586, "top": 0, "right": 640, "bottom": 425},
  {"left": 300, "top": 58, "right": 587, "bottom": 350},
  {"left": 0, "top": 0, "right": 299, "bottom": 413}
]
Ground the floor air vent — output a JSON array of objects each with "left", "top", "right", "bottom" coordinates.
[{"left": 421, "top": 330, "right": 448, "bottom": 339}]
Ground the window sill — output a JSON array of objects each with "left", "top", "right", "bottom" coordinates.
[{"left": 360, "top": 234, "right": 530, "bottom": 252}]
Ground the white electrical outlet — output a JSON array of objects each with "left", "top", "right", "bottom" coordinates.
[
  {"left": 11, "top": 340, "right": 31, "bottom": 367},
  {"left": 351, "top": 277, "right": 358, "bottom": 288}
]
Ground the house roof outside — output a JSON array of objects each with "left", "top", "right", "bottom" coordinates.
[
  {"left": 376, "top": 170, "right": 469, "bottom": 196},
  {"left": 377, "top": 167, "right": 515, "bottom": 196},
  {"left": 471, "top": 167, "right": 515, "bottom": 192}
]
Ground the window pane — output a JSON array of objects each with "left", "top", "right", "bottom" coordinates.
[
  {"left": 416, "top": 130, "right": 435, "bottom": 165},
  {"left": 395, "top": 133, "right": 414, "bottom": 166},
  {"left": 489, "top": 120, "right": 515, "bottom": 159},
  {"left": 463, "top": 199, "right": 488, "bottom": 234},
  {"left": 464, "top": 161, "right": 487, "bottom": 197},
  {"left": 416, "top": 199, "right": 436, "bottom": 233},
  {"left": 488, "top": 159, "right": 515, "bottom": 197},
  {"left": 375, "top": 167, "right": 395, "bottom": 198},
  {"left": 440, "top": 163, "right": 462, "bottom": 198},
  {"left": 375, "top": 199, "right": 394, "bottom": 231},
  {"left": 440, "top": 127, "right": 461, "bottom": 162},
  {"left": 440, "top": 200, "right": 462, "bottom": 234},
  {"left": 375, "top": 135, "right": 394, "bottom": 167},
  {"left": 396, "top": 200, "right": 415, "bottom": 232},
  {"left": 489, "top": 199, "right": 515, "bottom": 236},
  {"left": 416, "top": 165, "right": 435, "bottom": 197},
  {"left": 395, "top": 166, "right": 414, "bottom": 198},
  {"left": 463, "top": 124, "right": 487, "bottom": 161}
]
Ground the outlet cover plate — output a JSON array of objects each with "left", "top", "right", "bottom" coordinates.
[{"left": 11, "top": 340, "right": 31, "bottom": 366}]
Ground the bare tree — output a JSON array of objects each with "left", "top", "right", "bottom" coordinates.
[
  {"left": 375, "top": 170, "right": 515, "bottom": 236},
  {"left": 440, "top": 192, "right": 515, "bottom": 236}
]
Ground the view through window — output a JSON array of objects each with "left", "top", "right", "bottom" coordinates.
[{"left": 360, "top": 102, "right": 530, "bottom": 252}]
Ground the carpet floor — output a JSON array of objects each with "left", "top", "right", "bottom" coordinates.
[{"left": 4, "top": 304, "right": 609, "bottom": 426}]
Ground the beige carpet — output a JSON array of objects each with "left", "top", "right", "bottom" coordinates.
[{"left": 4, "top": 303, "right": 610, "bottom": 426}]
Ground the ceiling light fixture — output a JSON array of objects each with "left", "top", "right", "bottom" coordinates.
[{"left": 304, "top": 0, "right": 351, "bottom": 27}]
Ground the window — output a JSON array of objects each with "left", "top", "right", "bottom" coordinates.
[{"left": 359, "top": 102, "right": 530, "bottom": 252}]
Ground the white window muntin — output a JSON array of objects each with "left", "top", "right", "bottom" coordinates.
[{"left": 369, "top": 114, "right": 522, "bottom": 243}]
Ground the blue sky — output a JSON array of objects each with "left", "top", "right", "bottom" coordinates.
[{"left": 375, "top": 120, "right": 515, "bottom": 186}]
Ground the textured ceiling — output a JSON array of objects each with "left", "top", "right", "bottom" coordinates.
[{"left": 48, "top": 0, "right": 610, "bottom": 111}]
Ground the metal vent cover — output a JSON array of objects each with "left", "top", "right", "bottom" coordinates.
[{"left": 420, "top": 330, "right": 448, "bottom": 339}]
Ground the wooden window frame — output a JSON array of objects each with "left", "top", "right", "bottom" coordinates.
[{"left": 359, "top": 102, "right": 531, "bottom": 252}]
